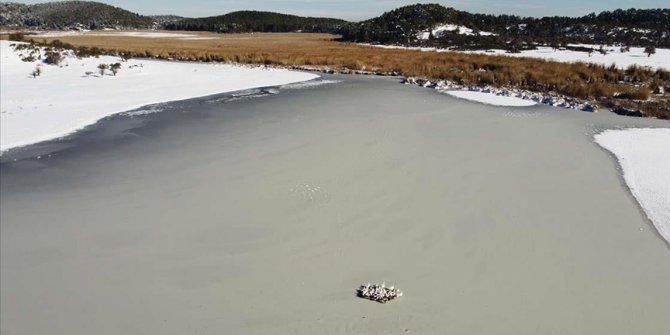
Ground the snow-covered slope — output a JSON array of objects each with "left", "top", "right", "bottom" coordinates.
[
  {"left": 417, "top": 23, "right": 496, "bottom": 40},
  {"left": 0, "top": 41, "right": 318, "bottom": 152},
  {"left": 595, "top": 128, "right": 670, "bottom": 244}
]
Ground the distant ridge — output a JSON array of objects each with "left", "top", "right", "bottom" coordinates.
[
  {"left": 0, "top": 1, "right": 155, "bottom": 29},
  {"left": 164, "top": 10, "right": 347, "bottom": 33},
  {"left": 338, "top": 4, "right": 670, "bottom": 48},
  {"left": 1, "top": 1, "right": 668, "bottom": 48}
]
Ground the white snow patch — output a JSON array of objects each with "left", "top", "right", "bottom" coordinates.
[
  {"left": 444, "top": 90, "right": 537, "bottom": 107},
  {"left": 33, "top": 30, "right": 90, "bottom": 37},
  {"left": 34, "top": 31, "right": 217, "bottom": 40},
  {"left": 418, "top": 23, "right": 497, "bottom": 40},
  {"left": 595, "top": 128, "right": 670, "bottom": 244},
  {"left": 361, "top": 44, "right": 670, "bottom": 70},
  {"left": 89, "top": 32, "right": 198, "bottom": 38},
  {"left": 0, "top": 40, "right": 318, "bottom": 152},
  {"left": 465, "top": 46, "right": 670, "bottom": 70}
]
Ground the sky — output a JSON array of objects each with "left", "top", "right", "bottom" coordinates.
[{"left": 19, "top": 0, "right": 670, "bottom": 20}]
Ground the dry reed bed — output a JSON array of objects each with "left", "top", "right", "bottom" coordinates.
[{"left": 7, "top": 32, "right": 670, "bottom": 118}]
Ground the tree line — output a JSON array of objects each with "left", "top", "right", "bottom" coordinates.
[{"left": 338, "top": 4, "right": 670, "bottom": 48}]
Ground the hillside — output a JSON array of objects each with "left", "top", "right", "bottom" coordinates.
[
  {"left": 164, "top": 10, "right": 347, "bottom": 33},
  {"left": 0, "top": 1, "right": 154, "bottom": 29},
  {"left": 339, "top": 4, "right": 670, "bottom": 49}
]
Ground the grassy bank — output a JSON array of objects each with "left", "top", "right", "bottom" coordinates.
[{"left": 6, "top": 32, "right": 669, "bottom": 119}]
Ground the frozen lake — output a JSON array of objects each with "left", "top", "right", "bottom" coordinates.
[{"left": 1, "top": 75, "right": 669, "bottom": 335}]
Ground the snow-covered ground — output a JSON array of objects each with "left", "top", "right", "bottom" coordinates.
[
  {"left": 33, "top": 31, "right": 219, "bottom": 40},
  {"left": 443, "top": 90, "right": 536, "bottom": 107},
  {"left": 595, "top": 128, "right": 670, "bottom": 244},
  {"left": 0, "top": 40, "right": 318, "bottom": 152},
  {"left": 361, "top": 44, "right": 670, "bottom": 70},
  {"left": 465, "top": 45, "right": 670, "bottom": 70}
]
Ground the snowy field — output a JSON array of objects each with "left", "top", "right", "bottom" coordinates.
[
  {"left": 0, "top": 40, "right": 318, "bottom": 152},
  {"left": 444, "top": 90, "right": 536, "bottom": 107},
  {"left": 595, "top": 128, "right": 670, "bottom": 244},
  {"left": 465, "top": 45, "right": 670, "bottom": 71},
  {"left": 362, "top": 44, "right": 670, "bottom": 70},
  {"left": 31, "top": 31, "right": 219, "bottom": 40}
]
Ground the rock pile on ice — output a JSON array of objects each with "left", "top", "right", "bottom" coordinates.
[{"left": 357, "top": 283, "right": 403, "bottom": 303}]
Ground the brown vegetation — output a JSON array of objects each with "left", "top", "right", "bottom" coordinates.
[{"left": 4, "top": 31, "right": 669, "bottom": 118}]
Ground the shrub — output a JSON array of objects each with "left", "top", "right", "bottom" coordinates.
[
  {"left": 616, "top": 87, "right": 650, "bottom": 100},
  {"left": 109, "top": 63, "right": 121, "bottom": 76},
  {"left": 8, "top": 32, "right": 25, "bottom": 42},
  {"left": 74, "top": 46, "right": 104, "bottom": 58},
  {"left": 43, "top": 51, "right": 64, "bottom": 65}
]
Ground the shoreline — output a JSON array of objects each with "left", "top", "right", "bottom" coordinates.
[
  {"left": 0, "top": 40, "right": 320, "bottom": 153},
  {"left": 595, "top": 128, "right": 670, "bottom": 245},
  {"left": 400, "top": 77, "right": 596, "bottom": 111},
  {"left": 2, "top": 37, "right": 667, "bottom": 156}
]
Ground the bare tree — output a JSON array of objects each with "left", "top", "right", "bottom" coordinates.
[
  {"left": 109, "top": 63, "right": 121, "bottom": 76},
  {"left": 97, "top": 63, "right": 108, "bottom": 76}
]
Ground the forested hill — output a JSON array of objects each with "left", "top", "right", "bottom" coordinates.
[
  {"left": 164, "top": 11, "right": 347, "bottom": 33},
  {"left": 0, "top": 2, "right": 347, "bottom": 33},
  {"left": 0, "top": 1, "right": 154, "bottom": 29},
  {"left": 339, "top": 4, "right": 670, "bottom": 48},
  {"left": 1, "top": 1, "right": 667, "bottom": 47}
]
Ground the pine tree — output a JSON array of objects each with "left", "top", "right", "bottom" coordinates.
[{"left": 644, "top": 45, "right": 656, "bottom": 57}]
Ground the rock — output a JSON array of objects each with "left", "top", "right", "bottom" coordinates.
[{"left": 357, "top": 282, "right": 403, "bottom": 303}]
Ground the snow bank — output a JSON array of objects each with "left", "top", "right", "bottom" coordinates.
[
  {"left": 0, "top": 41, "right": 318, "bottom": 152},
  {"left": 466, "top": 46, "right": 670, "bottom": 70},
  {"left": 595, "top": 128, "right": 670, "bottom": 244},
  {"left": 444, "top": 90, "right": 536, "bottom": 107}
]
